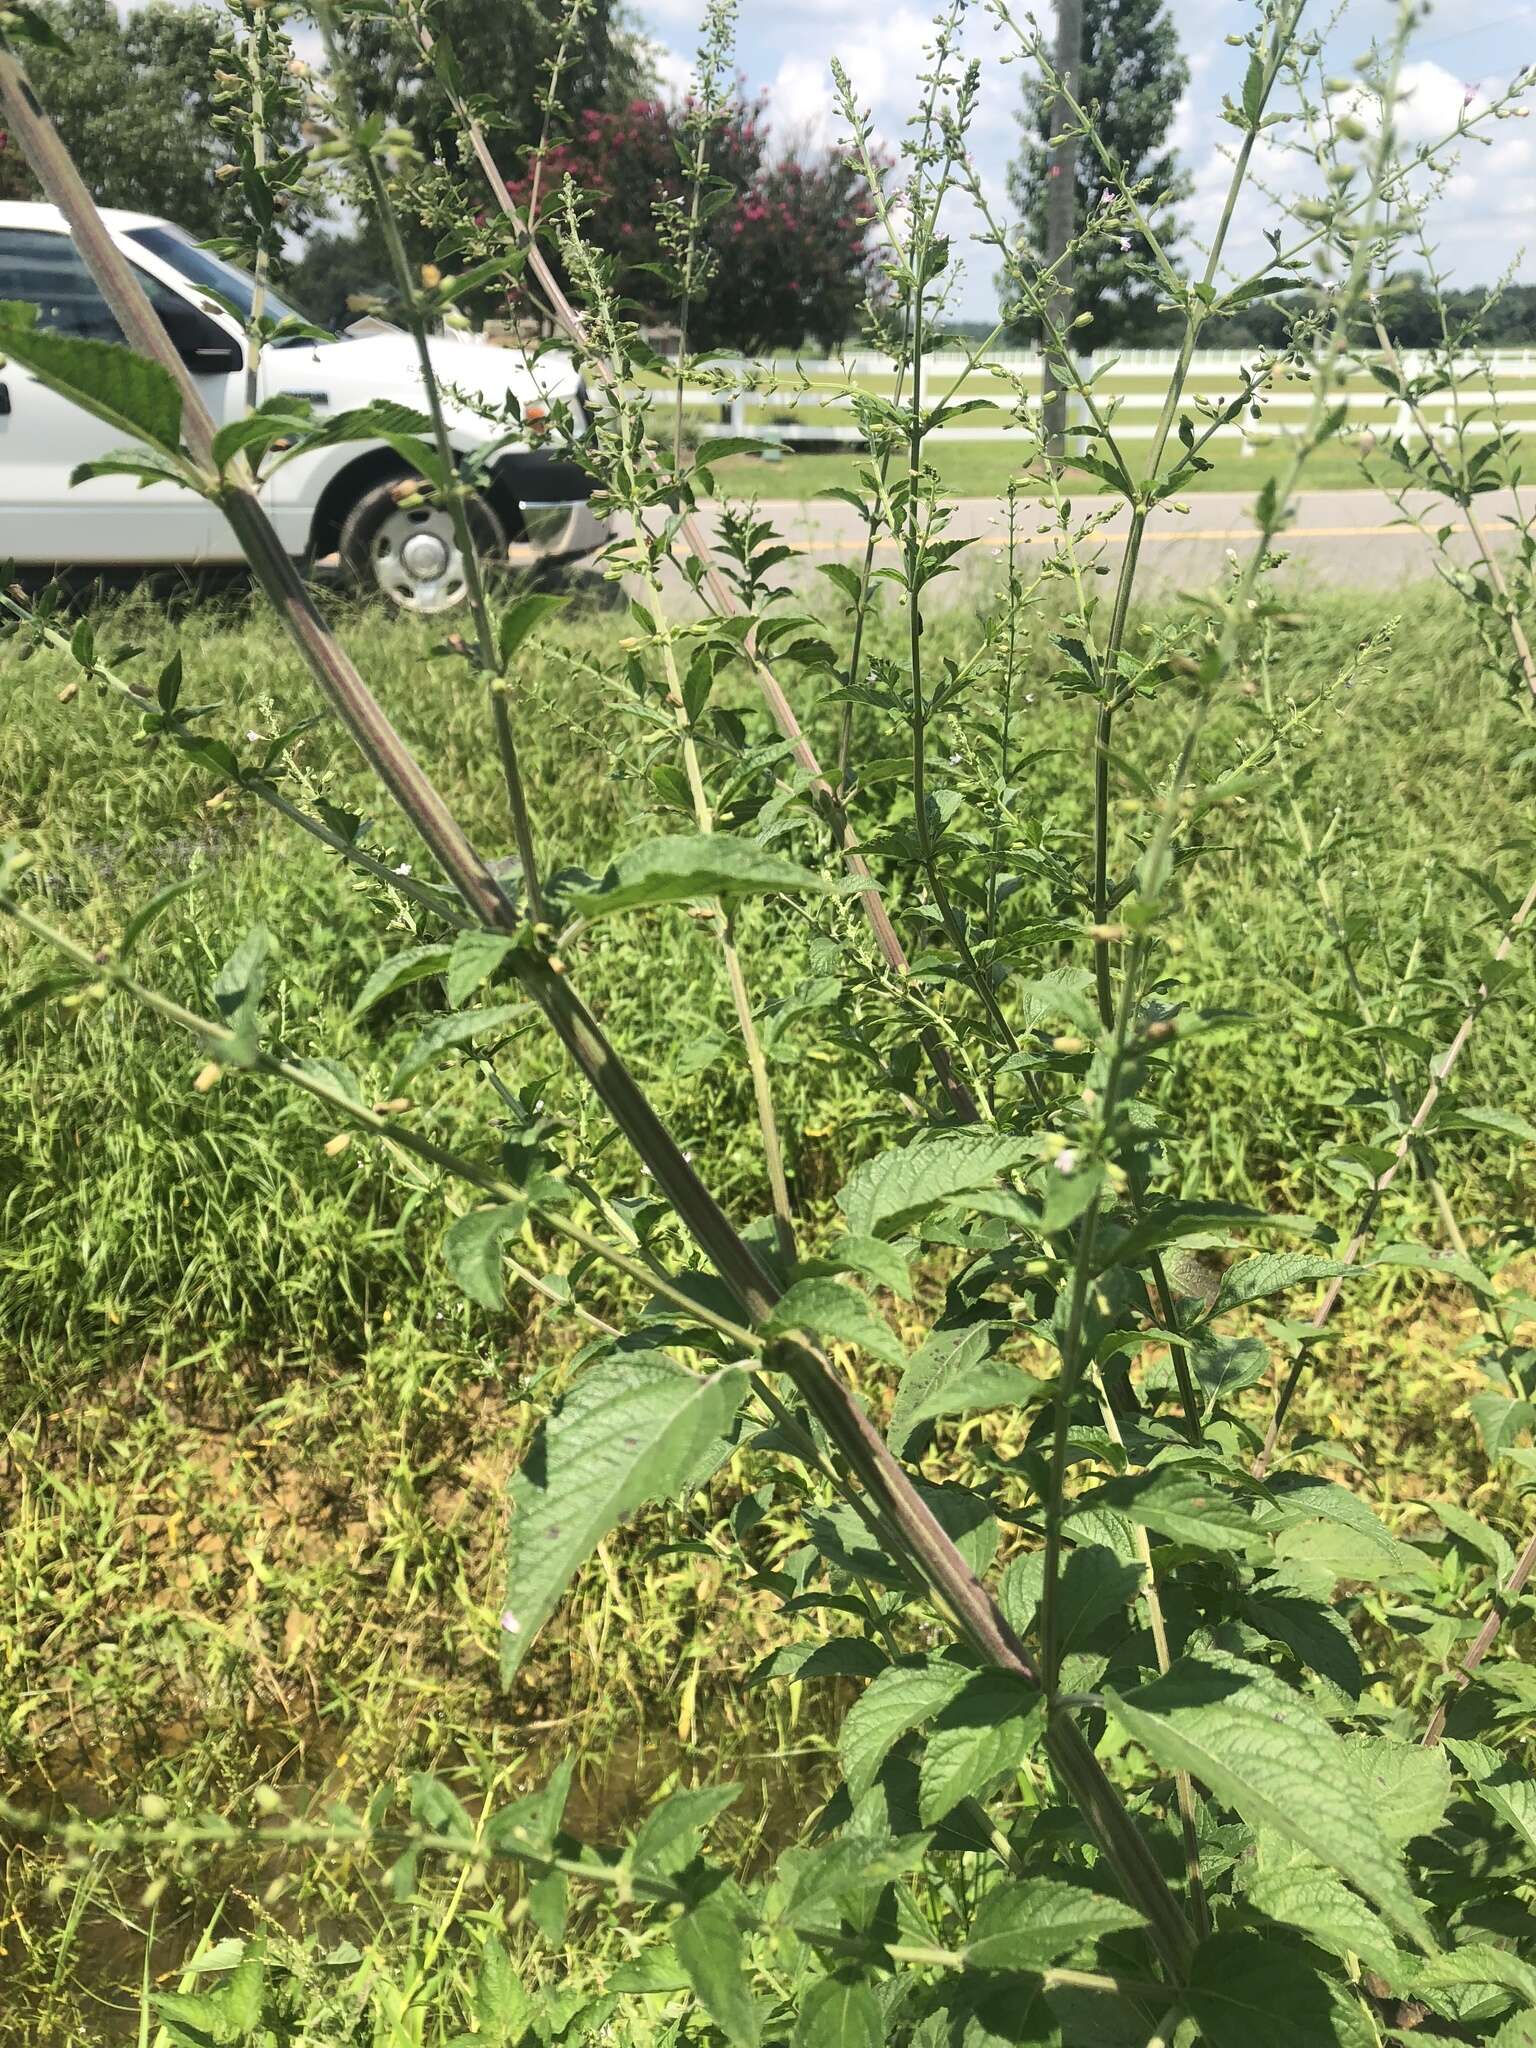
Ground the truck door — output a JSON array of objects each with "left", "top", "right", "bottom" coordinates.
[{"left": 0, "top": 224, "right": 235, "bottom": 566}]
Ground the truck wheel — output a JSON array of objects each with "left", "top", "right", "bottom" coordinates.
[{"left": 337, "top": 480, "right": 506, "bottom": 615}]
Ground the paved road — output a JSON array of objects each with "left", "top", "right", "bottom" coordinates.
[{"left": 665, "top": 487, "right": 1527, "bottom": 597}]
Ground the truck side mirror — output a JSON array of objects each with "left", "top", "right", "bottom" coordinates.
[{"left": 156, "top": 293, "right": 243, "bottom": 375}]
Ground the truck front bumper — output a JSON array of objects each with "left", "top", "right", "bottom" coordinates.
[
  {"left": 493, "top": 453, "right": 609, "bottom": 561},
  {"left": 511, "top": 498, "right": 610, "bottom": 562}
]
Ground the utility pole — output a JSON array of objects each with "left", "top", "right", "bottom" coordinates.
[{"left": 1042, "top": 0, "right": 1081, "bottom": 463}]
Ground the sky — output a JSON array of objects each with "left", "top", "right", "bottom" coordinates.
[{"left": 630, "top": 0, "right": 1536, "bottom": 323}]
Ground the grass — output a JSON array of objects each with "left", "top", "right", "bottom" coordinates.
[
  {"left": 630, "top": 354, "right": 1536, "bottom": 501},
  {"left": 3, "top": 580, "right": 1535, "bottom": 2036},
  {"left": 701, "top": 439, "right": 1457, "bottom": 502}
]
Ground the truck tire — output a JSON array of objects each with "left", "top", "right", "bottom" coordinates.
[{"left": 337, "top": 479, "right": 506, "bottom": 615}]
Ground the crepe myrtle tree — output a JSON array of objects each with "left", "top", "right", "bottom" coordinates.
[{"left": 506, "top": 92, "right": 883, "bottom": 352}]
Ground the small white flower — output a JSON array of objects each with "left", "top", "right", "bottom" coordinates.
[
  {"left": 1055, "top": 1148, "right": 1079, "bottom": 1175},
  {"left": 393, "top": 862, "right": 412, "bottom": 877}
]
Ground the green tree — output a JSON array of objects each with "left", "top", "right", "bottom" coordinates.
[
  {"left": 347, "top": 0, "right": 648, "bottom": 185},
  {"left": 1004, "top": 0, "right": 1190, "bottom": 349},
  {"left": 3, "top": 0, "right": 238, "bottom": 234},
  {"left": 295, "top": 0, "right": 649, "bottom": 326}
]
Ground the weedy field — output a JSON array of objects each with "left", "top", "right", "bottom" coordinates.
[{"left": 3, "top": 583, "right": 1534, "bottom": 2040}]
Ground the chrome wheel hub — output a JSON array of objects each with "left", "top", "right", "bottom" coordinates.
[{"left": 370, "top": 505, "right": 468, "bottom": 614}]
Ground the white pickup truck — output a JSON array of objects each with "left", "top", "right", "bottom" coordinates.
[{"left": 0, "top": 201, "right": 608, "bottom": 613}]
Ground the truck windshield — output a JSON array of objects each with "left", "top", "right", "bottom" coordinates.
[{"left": 126, "top": 225, "right": 332, "bottom": 342}]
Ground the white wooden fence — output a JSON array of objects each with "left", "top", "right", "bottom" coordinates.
[{"left": 647, "top": 348, "right": 1536, "bottom": 451}]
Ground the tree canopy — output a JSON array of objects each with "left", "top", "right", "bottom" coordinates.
[
  {"left": 1004, "top": 0, "right": 1191, "bottom": 350},
  {"left": 506, "top": 95, "right": 880, "bottom": 354},
  {"left": 0, "top": 0, "right": 261, "bottom": 233}
]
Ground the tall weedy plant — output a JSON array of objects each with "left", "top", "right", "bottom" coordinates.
[{"left": 4, "top": 1, "right": 1536, "bottom": 2040}]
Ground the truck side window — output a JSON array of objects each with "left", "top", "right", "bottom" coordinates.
[
  {"left": 0, "top": 226, "right": 125, "bottom": 342},
  {"left": 0, "top": 226, "right": 212, "bottom": 351}
]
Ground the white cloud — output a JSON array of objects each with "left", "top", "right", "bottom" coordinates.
[
  {"left": 650, "top": 42, "right": 694, "bottom": 105},
  {"left": 766, "top": 54, "right": 838, "bottom": 151},
  {"left": 625, "top": 0, "right": 1534, "bottom": 319}
]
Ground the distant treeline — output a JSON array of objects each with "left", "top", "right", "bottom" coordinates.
[{"left": 928, "top": 275, "right": 1536, "bottom": 355}]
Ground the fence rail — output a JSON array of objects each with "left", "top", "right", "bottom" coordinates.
[
  {"left": 736, "top": 347, "right": 1536, "bottom": 380},
  {"left": 647, "top": 381, "right": 1534, "bottom": 451}
]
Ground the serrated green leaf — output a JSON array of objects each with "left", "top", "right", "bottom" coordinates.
[
  {"left": 837, "top": 1133, "right": 1036, "bottom": 1241},
  {"left": 794, "top": 1971, "right": 884, "bottom": 2048},
  {"left": 1373, "top": 1240, "right": 1496, "bottom": 1298},
  {"left": 1106, "top": 1652, "right": 1432, "bottom": 1949},
  {"left": 1087, "top": 1466, "right": 1266, "bottom": 1556},
  {"left": 151, "top": 1990, "right": 229, "bottom": 2047},
  {"left": 693, "top": 434, "right": 770, "bottom": 469},
  {"left": 674, "top": 1892, "right": 759, "bottom": 2048},
  {"left": 629, "top": 1785, "right": 740, "bottom": 1879},
  {"left": 762, "top": 1277, "right": 904, "bottom": 1366},
  {"left": 1245, "top": 1865, "right": 1403, "bottom": 1976},
  {"left": 565, "top": 834, "right": 820, "bottom": 919},
  {"left": 607, "top": 1946, "right": 692, "bottom": 1994},
  {"left": 961, "top": 1878, "right": 1144, "bottom": 1971},
  {"left": 1472, "top": 1768, "right": 1536, "bottom": 1856},
  {"left": 1187, "top": 1334, "right": 1270, "bottom": 1406},
  {"left": 917, "top": 1673, "right": 1044, "bottom": 1823},
  {"left": 446, "top": 930, "right": 516, "bottom": 1008},
  {"left": 0, "top": 301, "right": 185, "bottom": 457},
  {"left": 1448, "top": 1105, "right": 1536, "bottom": 1145},
  {"left": 1187, "top": 1932, "right": 1378, "bottom": 2047},
  {"left": 1000, "top": 1544, "right": 1144, "bottom": 1652},
  {"left": 1091, "top": 1199, "right": 1271, "bottom": 1276},
  {"left": 348, "top": 943, "right": 453, "bottom": 1022},
  {"left": 499, "top": 593, "right": 570, "bottom": 664},
  {"left": 887, "top": 1321, "right": 999, "bottom": 1456},
  {"left": 71, "top": 447, "right": 203, "bottom": 490},
  {"left": 901, "top": 1360, "right": 1047, "bottom": 1435},
  {"left": 838, "top": 1659, "right": 973, "bottom": 1801},
  {"left": 749, "top": 1638, "right": 888, "bottom": 1687},
  {"left": 1207, "top": 1253, "right": 1353, "bottom": 1318},
  {"left": 1343, "top": 1736, "right": 1450, "bottom": 1845},
  {"left": 802, "top": 1233, "right": 914, "bottom": 1300},
  {"left": 392, "top": 1003, "right": 527, "bottom": 1090},
  {"left": 1271, "top": 1515, "right": 1432, "bottom": 1587},
  {"left": 485, "top": 1758, "right": 574, "bottom": 1861},
  {"left": 211, "top": 924, "right": 269, "bottom": 1066},
  {"left": 1433, "top": 1500, "right": 1516, "bottom": 1580},
  {"left": 222, "top": 1944, "right": 265, "bottom": 2033},
  {"left": 474, "top": 1933, "right": 532, "bottom": 2035},
  {"left": 501, "top": 1358, "right": 746, "bottom": 1679},
  {"left": 1410, "top": 1942, "right": 1536, "bottom": 2014},
  {"left": 528, "top": 1867, "right": 566, "bottom": 1943},
  {"left": 1240, "top": 1590, "right": 1362, "bottom": 1697},
  {"left": 443, "top": 1205, "right": 527, "bottom": 1310}
]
